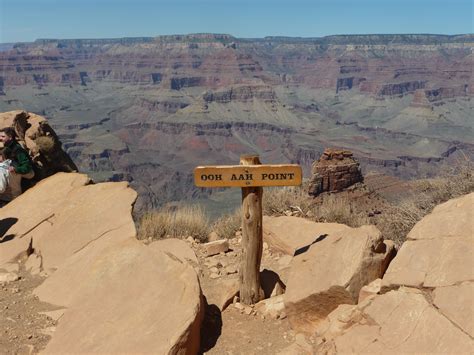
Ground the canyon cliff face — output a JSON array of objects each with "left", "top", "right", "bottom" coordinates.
[{"left": 0, "top": 34, "right": 472, "bottom": 211}]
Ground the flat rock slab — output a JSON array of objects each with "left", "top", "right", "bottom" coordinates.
[
  {"left": 407, "top": 193, "right": 474, "bottom": 240},
  {"left": 34, "top": 181, "right": 137, "bottom": 270},
  {"left": 0, "top": 173, "right": 90, "bottom": 266},
  {"left": 320, "top": 193, "right": 474, "bottom": 353},
  {"left": 433, "top": 282, "right": 474, "bottom": 337},
  {"left": 149, "top": 238, "right": 198, "bottom": 265},
  {"left": 383, "top": 192, "right": 474, "bottom": 290},
  {"left": 315, "top": 287, "right": 474, "bottom": 353},
  {"left": 41, "top": 239, "right": 204, "bottom": 354},
  {"left": 0, "top": 173, "right": 137, "bottom": 272},
  {"left": 284, "top": 225, "right": 394, "bottom": 333},
  {"left": 263, "top": 216, "right": 350, "bottom": 255},
  {"left": 203, "top": 239, "right": 229, "bottom": 257}
]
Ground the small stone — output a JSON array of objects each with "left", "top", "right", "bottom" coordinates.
[
  {"left": 0, "top": 272, "right": 19, "bottom": 284},
  {"left": 219, "top": 259, "right": 229, "bottom": 268},
  {"left": 209, "top": 266, "right": 219, "bottom": 274},
  {"left": 234, "top": 302, "right": 244, "bottom": 310},
  {"left": 25, "top": 254, "right": 42, "bottom": 275},
  {"left": 203, "top": 240, "right": 229, "bottom": 257},
  {"left": 210, "top": 273, "right": 220, "bottom": 279},
  {"left": 0, "top": 263, "right": 20, "bottom": 273},
  {"left": 244, "top": 306, "right": 253, "bottom": 315},
  {"left": 205, "top": 258, "right": 220, "bottom": 268},
  {"left": 263, "top": 242, "right": 269, "bottom": 251},
  {"left": 208, "top": 231, "right": 220, "bottom": 242},
  {"left": 186, "top": 236, "right": 195, "bottom": 243},
  {"left": 225, "top": 265, "right": 238, "bottom": 275}
]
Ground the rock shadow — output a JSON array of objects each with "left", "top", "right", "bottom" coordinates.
[
  {"left": 199, "top": 300, "right": 222, "bottom": 353},
  {"left": 293, "top": 233, "right": 328, "bottom": 256},
  {"left": 0, "top": 217, "right": 18, "bottom": 242},
  {"left": 261, "top": 269, "right": 286, "bottom": 298}
]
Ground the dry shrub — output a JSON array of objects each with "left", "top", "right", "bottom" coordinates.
[
  {"left": 263, "top": 183, "right": 368, "bottom": 227},
  {"left": 35, "top": 135, "right": 56, "bottom": 154},
  {"left": 314, "top": 194, "right": 369, "bottom": 227},
  {"left": 263, "top": 183, "right": 313, "bottom": 216},
  {"left": 138, "top": 204, "right": 209, "bottom": 242},
  {"left": 375, "top": 162, "right": 474, "bottom": 247},
  {"left": 211, "top": 208, "right": 241, "bottom": 239}
]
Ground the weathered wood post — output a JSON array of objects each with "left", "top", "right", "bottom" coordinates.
[
  {"left": 239, "top": 155, "right": 264, "bottom": 304},
  {"left": 194, "top": 158, "right": 302, "bottom": 305}
]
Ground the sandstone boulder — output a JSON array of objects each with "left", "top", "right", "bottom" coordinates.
[
  {"left": 203, "top": 239, "right": 229, "bottom": 257},
  {"left": 433, "top": 282, "right": 474, "bottom": 337},
  {"left": 263, "top": 216, "right": 350, "bottom": 255},
  {"left": 0, "top": 173, "right": 90, "bottom": 266},
  {"left": 358, "top": 278, "right": 382, "bottom": 303},
  {"left": 316, "top": 193, "right": 474, "bottom": 353},
  {"left": 255, "top": 294, "right": 285, "bottom": 319},
  {"left": 35, "top": 181, "right": 137, "bottom": 270},
  {"left": 149, "top": 238, "right": 198, "bottom": 266},
  {"left": 40, "top": 239, "right": 204, "bottom": 354},
  {"left": 383, "top": 193, "right": 474, "bottom": 289},
  {"left": 0, "top": 172, "right": 137, "bottom": 275},
  {"left": 284, "top": 225, "right": 395, "bottom": 333},
  {"left": 203, "top": 277, "right": 240, "bottom": 311},
  {"left": 315, "top": 287, "right": 473, "bottom": 353},
  {"left": 0, "top": 110, "right": 77, "bottom": 180}
]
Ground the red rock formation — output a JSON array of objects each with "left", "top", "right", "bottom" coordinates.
[
  {"left": 308, "top": 148, "right": 363, "bottom": 196},
  {"left": 0, "top": 34, "right": 472, "bottom": 97}
]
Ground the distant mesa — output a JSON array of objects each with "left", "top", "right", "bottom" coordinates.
[{"left": 308, "top": 148, "right": 363, "bottom": 196}]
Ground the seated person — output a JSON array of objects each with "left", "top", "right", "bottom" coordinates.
[
  {"left": 0, "top": 148, "right": 12, "bottom": 193},
  {"left": 0, "top": 127, "right": 34, "bottom": 201}
]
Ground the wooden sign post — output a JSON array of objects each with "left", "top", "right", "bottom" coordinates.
[{"left": 194, "top": 155, "right": 302, "bottom": 305}]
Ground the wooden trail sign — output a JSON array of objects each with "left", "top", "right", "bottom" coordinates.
[
  {"left": 194, "top": 155, "right": 302, "bottom": 305},
  {"left": 194, "top": 164, "right": 302, "bottom": 188}
]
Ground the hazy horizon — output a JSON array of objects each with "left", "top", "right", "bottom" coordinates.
[{"left": 1, "top": 0, "right": 472, "bottom": 43}]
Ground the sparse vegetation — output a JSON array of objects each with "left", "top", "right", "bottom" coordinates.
[
  {"left": 35, "top": 135, "right": 56, "bottom": 154},
  {"left": 137, "top": 204, "right": 209, "bottom": 242},
  {"left": 374, "top": 163, "right": 474, "bottom": 246},
  {"left": 210, "top": 208, "right": 241, "bottom": 239},
  {"left": 261, "top": 162, "right": 474, "bottom": 247},
  {"left": 262, "top": 183, "right": 313, "bottom": 216},
  {"left": 313, "top": 194, "right": 369, "bottom": 227},
  {"left": 137, "top": 162, "right": 473, "bottom": 248}
]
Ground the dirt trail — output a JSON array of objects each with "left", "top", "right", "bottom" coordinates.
[{"left": 0, "top": 266, "right": 59, "bottom": 354}]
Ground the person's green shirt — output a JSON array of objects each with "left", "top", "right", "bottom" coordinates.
[{"left": 4, "top": 140, "right": 33, "bottom": 174}]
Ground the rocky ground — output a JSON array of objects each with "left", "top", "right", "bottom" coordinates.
[
  {"left": 1, "top": 231, "right": 311, "bottom": 354},
  {"left": 192, "top": 235, "right": 310, "bottom": 354},
  {"left": 0, "top": 172, "right": 472, "bottom": 354},
  {"left": 0, "top": 265, "right": 57, "bottom": 354}
]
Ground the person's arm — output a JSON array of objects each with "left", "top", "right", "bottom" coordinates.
[{"left": 12, "top": 149, "right": 32, "bottom": 174}]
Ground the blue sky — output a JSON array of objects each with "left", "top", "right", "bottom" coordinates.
[{"left": 0, "top": 0, "right": 472, "bottom": 43}]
